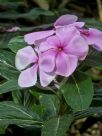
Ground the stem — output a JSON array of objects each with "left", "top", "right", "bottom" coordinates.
[{"left": 96, "top": 0, "right": 102, "bottom": 21}]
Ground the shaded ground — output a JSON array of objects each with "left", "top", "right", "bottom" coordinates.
[{"left": 68, "top": 117, "right": 102, "bottom": 136}]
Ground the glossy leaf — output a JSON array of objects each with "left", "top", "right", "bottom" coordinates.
[
  {"left": 84, "top": 18, "right": 102, "bottom": 30},
  {"left": 79, "top": 49, "right": 102, "bottom": 70},
  {"left": 0, "top": 80, "right": 20, "bottom": 94},
  {"left": 42, "top": 114, "right": 73, "bottom": 136},
  {"left": 75, "top": 107, "right": 102, "bottom": 120},
  {"left": 0, "top": 32, "right": 19, "bottom": 49},
  {"left": 61, "top": 71, "right": 94, "bottom": 111},
  {"left": 12, "top": 90, "right": 35, "bottom": 109},
  {"left": 0, "top": 50, "right": 15, "bottom": 68},
  {"left": 0, "top": 101, "right": 42, "bottom": 126},
  {"left": 40, "top": 94, "right": 60, "bottom": 119},
  {"left": 8, "top": 36, "right": 25, "bottom": 53},
  {"left": 0, "top": 63, "right": 19, "bottom": 80}
]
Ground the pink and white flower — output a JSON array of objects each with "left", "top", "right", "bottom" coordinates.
[
  {"left": 39, "top": 27, "right": 88, "bottom": 77},
  {"left": 54, "top": 15, "right": 102, "bottom": 51},
  {"left": 24, "top": 14, "right": 102, "bottom": 51},
  {"left": 16, "top": 14, "right": 102, "bottom": 88},
  {"left": 15, "top": 46, "right": 55, "bottom": 87}
]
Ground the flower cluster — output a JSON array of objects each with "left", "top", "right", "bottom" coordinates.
[{"left": 15, "top": 14, "right": 102, "bottom": 88}]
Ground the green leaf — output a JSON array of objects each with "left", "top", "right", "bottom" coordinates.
[
  {"left": 40, "top": 94, "right": 60, "bottom": 119},
  {"left": 23, "top": 8, "right": 54, "bottom": 21},
  {"left": 83, "top": 18, "right": 102, "bottom": 30},
  {"left": 61, "top": 71, "right": 94, "bottom": 111},
  {"left": 32, "top": 86, "right": 55, "bottom": 94},
  {"left": 0, "top": 8, "right": 54, "bottom": 21},
  {"left": 75, "top": 107, "right": 102, "bottom": 119},
  {"left": 79, "top": 49, "right": 102, "bottom": 70},
  {"left": 32, "top": 105, "right": 45, "bottom": 117},
  {"left": 85, "top": 50, "right": 102, "bottom": 67},
  {"left": 12, "top": 90, "right": 45, "bottom": 117},
  {"left": 0, "top": 101, "right": 42, "bottom": 126},
  {"left": 0, "top": 50, "right": 18, "bottom": 79},
  {"left": 41, "top": 114, "right": 73, "bottom": 136},
  {"left": 0, "top": 63, "right": 19, "bottom": 80},
  {"left": 0, "top": 80, "right": 20, "bottom": 94},
  {"left": 0, "top": 32, "right": 19, "bottom": 49},
  {"left": 8, "top": 36, "right": 25, "bottom": 53},
  {"left": 91, "top": 89, "right": 102, "bottom": 107},
  {"left": 12, "top": 90, "right": 35, "bottom": 108},
  {"left": 20, "top": 23, "right": 52, "bottom": 32},
  {"left": 0, "top": 50, "right": 15, "bottom": 68}
]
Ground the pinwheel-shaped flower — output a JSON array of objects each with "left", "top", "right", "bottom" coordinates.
[
  {"left": 16, "top": 14, "right": 102, "bottom": 88},
  {"left": 39, "top": 27, "right": 88, "bottom": 77},
  {"left": 54, "top": 15, "right": 102, "bottom": 51},
  {"left": 24, "top": 14, "right": 102, "bottom": 51},
  {"left": 15, "top": 46, "right": 55, "bottom": 87}
]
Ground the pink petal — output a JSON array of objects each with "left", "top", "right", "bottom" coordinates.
[
  {"left": 24, "top": 30, "right": 55, "bottom": 45},
  {"left": 39, "top": 50, "right": 56, "bottom": 72},
  {"left": 18, "top": 65, "right": 38, "bottom": 87},
  {"left": 54, "top": 14, "right": 78, "bottom": 27},
  {"left": 39, "top": 37, "right": 57, "bottom": 52},
  {"left": 39, "top": 70, "right": 55, "bottom": 87},
  {"left": 15, "top": 46, "right": 37, "bottom": 70},
  {"left": 65, "top": 35, "right": 89, "bottom": 60},
  {"left": 39, "top": 41, "right": 52, "bottom": 52},
  {"left": 39, "top": 35, "right": 61, "bottom": 52},
  {"left": 46, "top": 35, "right": 61, "bottom": 47},
  {"left": 56, "top": 52, "right": 78, "bottom": 77},
  {"left": 56, "top": 26, "right": 80, "bottom": 46},
  {"left": 56, "top": 22, "right": 85, "bottom": 29},
  {"left": 71, "top": 22, "right": 85, "bottom": 28},
  {"left": 85, "top": 28, "right": 102, "bottom": 51}
]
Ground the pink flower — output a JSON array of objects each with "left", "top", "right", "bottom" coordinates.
[
  {"left": 24, "top": 30, "right": 55, "bottom": 45},
  {"left": 54, "top": 14, "right": 102, "bottom": 51},
  {"left": 24, "top": 15, "right": 84, "bottom": 46},
  {"left": 15, "top": 46, "right": 55, "bottom": 87},
  {"left": 16, "top": 14, "right": 102, "bottom": 88},
  {"left": 24, "top": 14, "right": 102, "bottom": 51},
  {"left": 39, "top": 27, "right": 88, "bottom": 77},
  {"left": 54, "top": 14, "right": 85, "bottom": 28},
  {"left": 79, "top": 28, "right": 102, "bottom": 51}
]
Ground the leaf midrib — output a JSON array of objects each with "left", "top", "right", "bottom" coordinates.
[{"left": 72, "top": 76, "right": 83, "bottom": 110}]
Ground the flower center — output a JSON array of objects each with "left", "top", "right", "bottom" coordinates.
[
  {"left": 80, "top": 29, "right": 89, "bottom": 36},
  {"left": 57, "top": 47, "right": 63, "bottom": 52},
  {"left": 35, "top": 58, "right": 39, "bottom": 64}
]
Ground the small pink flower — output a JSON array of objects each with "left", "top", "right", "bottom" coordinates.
[
  {"left": 15, "top": 46, "right": 55, "bottom": 87},
  {"left": 54, "top": 14, "right": 102, "bottom": 51},
  {"left": 39, "top": 27, "right": 88, "bottom": 77},
  {"left": 79, "top": 28, "right": 102, "bottom": 51}
]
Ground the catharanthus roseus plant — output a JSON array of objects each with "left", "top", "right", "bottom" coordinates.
[
  {"left": 16, "top": 15, "right": 102, "bottom": 88},
  {"left": 0, "top": 14, "right": 102, "bottom": 136}
]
